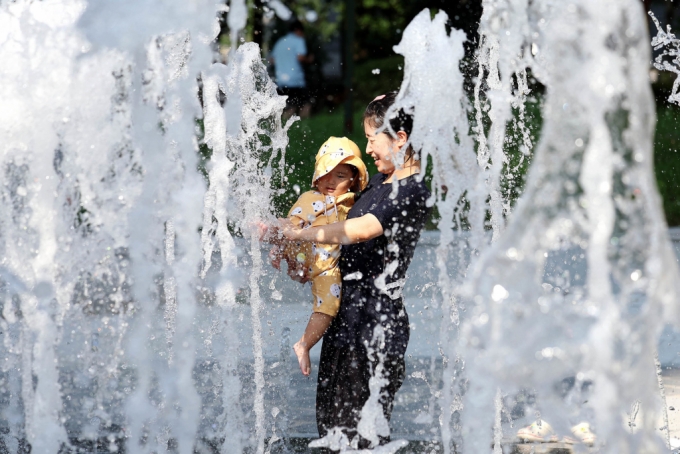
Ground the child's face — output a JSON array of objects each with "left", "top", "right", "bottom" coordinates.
[{"left": 316, "top": 164, "right": 354, "bottom": 196}]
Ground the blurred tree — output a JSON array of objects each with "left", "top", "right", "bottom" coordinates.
[
  {"left": 263, "top": 1, "right": 347, "bottom": 112},
  {"left": 226, "top": 0, "right": 482, "bottom": 66},
  {"left": 354, "top": 0, "right": 483, "bottom": 62},
  {"left": 267, "top": 0, "right": 343, "bottom": 45}
]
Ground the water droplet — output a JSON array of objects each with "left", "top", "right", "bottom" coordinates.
[
  {"left": 491, "top": 284, "right": 509, "bottom": 302},
  {"left": 531, "top": 43, "right": 539, "bottom": 56}
]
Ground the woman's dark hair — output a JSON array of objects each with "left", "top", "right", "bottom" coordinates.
[
  {"left": 289, "top": 20, "right": 304, "bottom": 33},
  {"left": 362, "top": 91, "right": 413, "bottom": 138}
]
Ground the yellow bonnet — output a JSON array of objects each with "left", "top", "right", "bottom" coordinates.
[{"left": 312, "top": 137, "right": 368, "bottom": 191}]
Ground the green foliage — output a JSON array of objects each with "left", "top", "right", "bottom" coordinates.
[
  {"left": 355, "top": 0, "right": 411, "bottom": 60},
  {"left": 354, "top": 0, "right": 483, "bottom": 61},
  {"left": 287, "top": 0, "right": 343, "bottom": 41},
  {"left": 195, "top": 118, "right": 212, "bottom": 183},
  {"left": 500, "top": 98, "right": 543, "bottom": 209},
  {"left": 353, "top": 56, "right": 404, "bottom": 108},
  {"left": 654, "top": 104, "right": 680, "bottom": 226}
]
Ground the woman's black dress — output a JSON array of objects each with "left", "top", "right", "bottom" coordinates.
[{"left": 316, "top": 172, "right": 431, "bottom": 447}]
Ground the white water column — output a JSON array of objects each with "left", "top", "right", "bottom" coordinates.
[
  {"left": 462, "top": 1, "right": 680, "bottom": 453},
  {"left": 199, "top": 19, "right": 293, "bottom": 451}
]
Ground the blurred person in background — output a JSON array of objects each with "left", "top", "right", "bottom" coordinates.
[{"left": 270, "top": 19, "right": 314, "bottom": 119}]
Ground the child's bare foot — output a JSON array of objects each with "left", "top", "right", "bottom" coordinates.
[{"left": 293, "top": 341, "right": 311, "bottom": 376}]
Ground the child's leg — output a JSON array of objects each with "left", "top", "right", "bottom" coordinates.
[{"left": 293, "top": 312, "right": 333, "bottom": 376}]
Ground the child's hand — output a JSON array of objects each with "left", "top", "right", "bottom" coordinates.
[
  {"left": 257, "top": 221, "right": 274, "bottom": 242},
  {"left": 286, "top": 257, "right": 309, "bottom": 283}
]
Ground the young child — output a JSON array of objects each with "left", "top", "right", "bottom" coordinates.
[{"left": 272, "top": 137, "right": 368, "bottom": 376}]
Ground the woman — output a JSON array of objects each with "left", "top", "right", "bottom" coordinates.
[{"left": 279, "top": 92, "right": 431, "bottom": 448}]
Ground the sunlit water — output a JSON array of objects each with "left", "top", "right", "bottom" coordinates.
[{"left": 1, "top": 0, "right": 679, "bottom": 453}]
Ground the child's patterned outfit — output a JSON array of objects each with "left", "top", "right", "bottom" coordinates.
[
  {"left": 283, "top": 190, "right": 355, "bottom": 317},
  {"left": 282, "top": 136, "right": 368, "bottom": 316}
]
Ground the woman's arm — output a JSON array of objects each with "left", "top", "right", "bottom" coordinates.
[{"left": 279, "top": 213, "right": 383, "bottom": 245}]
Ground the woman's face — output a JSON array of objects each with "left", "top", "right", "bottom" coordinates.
[{"left": 364, "top": 120, "right": 406, "bottom": 175}]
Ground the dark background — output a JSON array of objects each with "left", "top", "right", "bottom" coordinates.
[{"left": 217, "top": 0, "right": 679, "bottom": 111}]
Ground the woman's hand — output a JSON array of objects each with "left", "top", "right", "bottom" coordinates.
[
  {"left": 278, "top": 217, "right": 303, "bottom": 240},
  {"left": 258, "top": 220, "right": 284, "bottom": 244},
  {"left": 277, "top": 214, "right": 383, "bottom": 245},
  {"left": 257, "top": 221, "right": 271, "bottom": 242}
]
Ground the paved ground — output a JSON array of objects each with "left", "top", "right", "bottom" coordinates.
[
  {"left": 6, "top": 232, "right": 678, "bottom": 453},
  {"left": 233, "top": 355, "right": 680, "bottom": 453},
  {"left": 663, "top": 368, "right": 680, "bottom": 451},
  {"left": 231, "top": 231, "right": 680, "bottom": 452}
]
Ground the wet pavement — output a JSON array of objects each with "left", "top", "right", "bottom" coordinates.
[
  {"left": 663, "top": 368, "right": 680, "bottom": 451},
  {"left": 4, "top": 231, "right": 679, "bottom": 453},
  {"left": 244, "top": 356, "right": 680, "bottom": 453},
  {"left": 240, "top": 229, "right": 680, "bottom": 452}
]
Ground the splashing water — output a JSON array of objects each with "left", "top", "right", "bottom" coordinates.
[
  {"left": 199, "top": 38, "right": 292, "bottom": 453},
  {"left": 356, "top": 328, "right": 393, "bottom": 447},
  {"left": 458, "top": 1, "right": 680, "bottom": 453},
  {"left": 650, "top": 11, "right": 680, "bottom": 106},
  {"left": 0, "top": 0, "right": 257, "bottom": 452},
  {"left": 1, "top": 0, "right": 679, "bottom": 452},
  {"left": 80, "top": 3, "right": 218, "bottom": 452},
  {"left": 391, "top": 1, "right": 680, "bottom": 453},
  {"left": 473, "top": 0, "right": 534, "bottom": 240},
  {"left": 389, "top": 10, "right": 486, "bottom": 452}
]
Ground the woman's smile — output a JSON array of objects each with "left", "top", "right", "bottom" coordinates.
[{"left": 364, "top": 121, "right": 399, "bottom": 175}]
